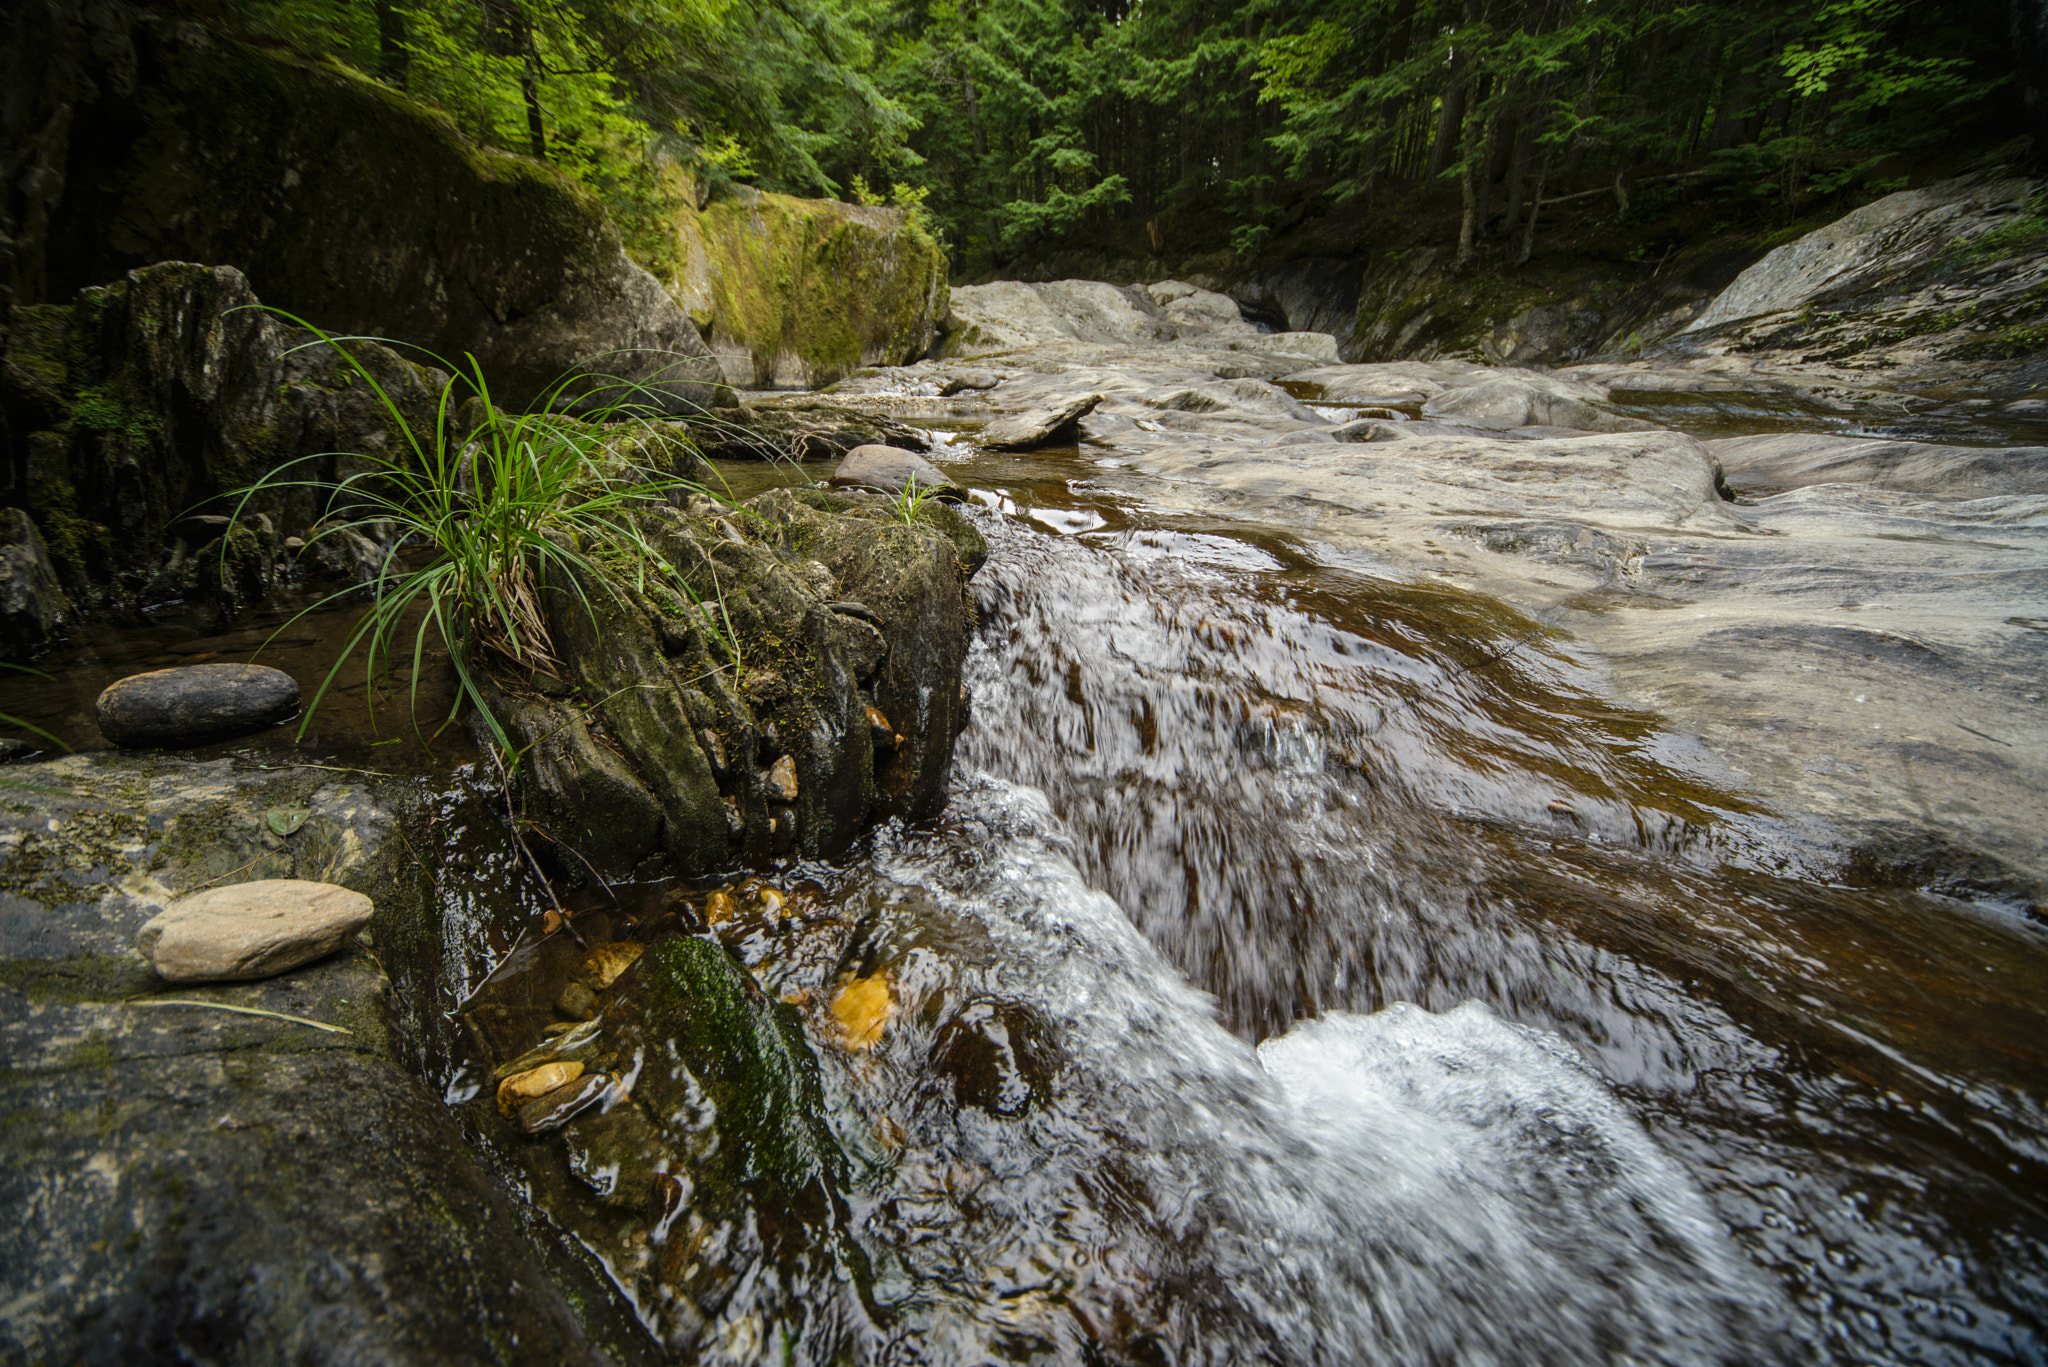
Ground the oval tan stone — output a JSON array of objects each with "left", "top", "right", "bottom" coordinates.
[
  {"left": 497, "top": 1062, "right": 585, "bottom": 1116},
  {"left": 136, "top": 879, "right": 374, "bottom": 983}
]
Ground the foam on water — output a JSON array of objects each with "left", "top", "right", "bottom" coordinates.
[{"left": 836, "top": 772, "right": 1788, "bottom": 1364}]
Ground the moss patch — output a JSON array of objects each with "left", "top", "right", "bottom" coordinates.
[{"left": 671, "top": 191, "right": 946, "bottom": 385}]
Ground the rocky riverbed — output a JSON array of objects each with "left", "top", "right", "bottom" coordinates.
[
  {"left": 814, "top": 216, "right": 2048, "bottom": 905},
  {"left": 2, "top": 146, "right": 2045, "bottom": 1366}
]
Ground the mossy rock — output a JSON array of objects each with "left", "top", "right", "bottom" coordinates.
[
  {"left": 666, "top": 190, "right": 948, "bottom": 388},
  {"left": 3, "top": 0, "right": 719, "bottom": 413}
]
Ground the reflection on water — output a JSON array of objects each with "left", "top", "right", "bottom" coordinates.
[{"left": 0, "top": 580, "right": 472, "bottom": 771}]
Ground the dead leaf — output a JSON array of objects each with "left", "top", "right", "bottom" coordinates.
[{"left": 831, "top": 972, "right": 894, "bottom": 1050}]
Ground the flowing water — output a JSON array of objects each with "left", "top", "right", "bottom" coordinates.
[{"left": 8, "top": 428, "right": 2044, "bottom": 1364}]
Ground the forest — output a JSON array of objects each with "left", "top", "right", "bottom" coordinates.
[{"left": 148, "top": 0, "right": 2037, "bottom": 274}]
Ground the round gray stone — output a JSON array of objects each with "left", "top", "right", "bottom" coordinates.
[
  {"left": 830, "top": 444, "right": 960, "bottom": 498},
  {"left": 95, "top": 662, "right": 300, "bottom": 747}
]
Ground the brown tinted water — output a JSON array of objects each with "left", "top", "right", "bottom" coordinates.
[{"left": 6, "top": 439, "right": 2042, "bottom": 1364}]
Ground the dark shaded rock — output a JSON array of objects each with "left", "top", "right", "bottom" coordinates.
[
  {"left": 830, "top": 443, "right": 959, "bottom": 498},
  {"left": 494, "top": 485, "right": 981, "bottom": 875},
  {"left": 456, "top": 931, "right": 862, "bottom": 1353},
  {"left": 1230, "top": 257, "right": 1364, "bottom": 349},
  {"left": 1329, "top": 418, "right": 1410, "bottom": 442},
  {"left": 2, "top": 262, "right": 447, "bottom": 614},
  {"left": 1844, "top": 824, "right": 2048, "bottom": 927},
  {"left": 932, "top": 998, "right": 1062, "bottom": 1118},
  {"left": 0, "top": 0, "right": 722, "bottom": 413},
  {"left": 0, "top": 754, "right": 608, "bottom": 1367},
  {"left": 980, "top": 392, "right": 1105, "bottom": 450},
  {"left": 491, "top": 687, "right": 664, "bottom": 880},
  {"left": 95, "top": 662, "right": 300, "bottom": 747},
  {"left": 0, "top": 507, "right": 67, "bottom": 659}
]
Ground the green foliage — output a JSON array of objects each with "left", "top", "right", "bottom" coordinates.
[
  {"left": 209, "top": 0, "right": 2014, "bottom": 272},
  {"left": 225, "top": 310, "right": 736, "bottom": 764},
  {"left": 70, "top": 388, "right": 163, "bottom": 442}
]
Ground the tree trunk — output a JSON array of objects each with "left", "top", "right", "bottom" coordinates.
[
  {"left": 372, "top": 0, "right": 409, "bottom": 87},
  {"left": 1502, "top": 114, "right": 1534, "bottom": 237},
  {"left": 1473, "top": 115, "right": 1498, "bottom": 238},
  {"left": 1706, "top": 37, "right": 1763, "bottom": 153},
  {"left": 1430, "top": 1, "right": 1479, "bottom": 178},
  {"left": 521, "top": 55, "right": 546, "bottom": 161},
  {"left": 1518, "top": 144, "right": 1550, "bottom": 265},
  {"left": 1457, "top": 129, "right": 1479, "bottom": 266},
  {"left": 2018, "top": 0, "right": 2048, "bottom": 159}
]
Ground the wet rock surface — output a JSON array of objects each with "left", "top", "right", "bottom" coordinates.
[
  {"left": 0, "top": 508, "right": 68, "bottom": 661},
  {"left": 980, "top": 391, "right": 1105, "bottom": 449},
  {"left": 811, "top": 261, "right": 2048, "bottom": 893},
  {"left": 0, "top": 755, "right": 608, "bottom": 1366},
  {"left": 1, "top": 262, "right": 452, "bottom": 635},
  {"left": 95, "top": 662, "right": 301, "bottom": 747}
]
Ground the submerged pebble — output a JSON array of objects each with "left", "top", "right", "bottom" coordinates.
[
  {"left": 576, "top": 941, "right": 644, "bottom": 990},
  {"left": 497, "top": 1061, "right": 583, "bottom": 1116},
  {"left": 493, "top": 1019, "right": 604, "bottom": 1081}
]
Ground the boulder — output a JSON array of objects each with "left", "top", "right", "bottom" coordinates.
[
  {"left": 831, "top": 444, "right": 960, "bottom": 498},
  {"left": 137, "top": 878, "right": 374, "bottom": 982},
  {"left": 492, "top": 485, "right": 984, "bottom": 877},
  {"left": 0, "top": 755, "right": 610, "bottom": 1366},
  {"left": 941, "top": 370, "right": 1002, "bottom": 395},
  {"left": 1, "top": 0, "right": 721, "bottom": 412},
  {"left": 0, "top": 509, "right": 68, "bottom": 660},
  {"left": 666, "top": 189, "right": 948, "bottom": 388},
  {"left": 3, "top": 263, "right": 450, "bottom": 615},
  {"left": 982, "top": 393, "right": 1105, "bottom": 450},
  {"left": 1422, "top": 377, "right": 1654, "bottom": 433},
  {"left": 1150, "top": 282, "right": 1261, "bottom": 339},
  {"left": 944, "top": 281, "right": 1177, "bottom": 353},
  {"left": 1685, "top": 173, "right": 2036, "bottom": 335},
  {"left": 96, "top": 663, "right": 300, "bottom": 747},
  {"left": 1330, "top": 418, "right": 1411, "bottom": 442}
]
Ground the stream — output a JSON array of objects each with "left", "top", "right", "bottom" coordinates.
[{"left": 5, "top": 412, "right": 2042, "bottom": 1364}]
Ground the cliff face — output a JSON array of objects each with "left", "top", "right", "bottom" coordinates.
[
  {"left": 0, "top": 0, "right": 722, "bottom": 413},
  {"left": 661, "top": 189, "right": 949, "bottom": 388}
]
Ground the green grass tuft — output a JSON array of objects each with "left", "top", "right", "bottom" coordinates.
[{"left": 223, "top": 312, "right": 742, "bottom": 768}]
